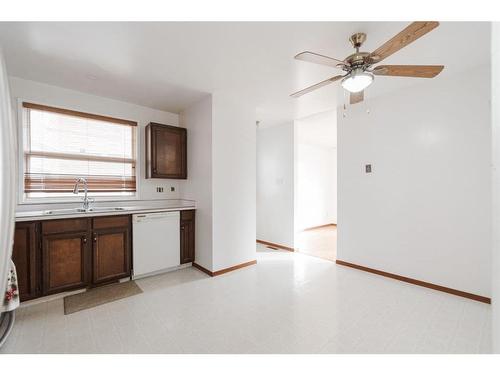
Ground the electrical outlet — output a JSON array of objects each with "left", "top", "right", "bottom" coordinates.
[{"left": 170, "top": 186, "right": 175, "bottom": 192}]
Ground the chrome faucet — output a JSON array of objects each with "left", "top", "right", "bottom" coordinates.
[{"left": 73, "top": 177, "right": 94, "bottom": 212}]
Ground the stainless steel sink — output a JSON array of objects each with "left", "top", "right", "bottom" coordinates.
[
  {"left": 43, "top": 208, "right": 86, "bottom": 215},
  {"left": 42, "top": 207, "right": 125, "bottom": 215},
  {"left": 87, "top": 207, "right": 125, "bottom": 212}
]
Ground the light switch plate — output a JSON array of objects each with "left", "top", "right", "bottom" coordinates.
[{"left": 365, "top": 164, "right": 372, "bottom": 173}]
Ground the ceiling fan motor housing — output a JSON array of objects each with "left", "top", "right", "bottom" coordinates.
[
  {"left": 345, "top": 33, "right": 371, "bottom": 71},
  {"left": 344, "top": 52, "right": 371, "bottom": 70}
]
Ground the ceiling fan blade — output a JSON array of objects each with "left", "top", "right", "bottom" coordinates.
[
  {"left": 295, "top": 51, "right": 346, "bottom": 68},
  {"left": 368, "top": 22, "right": 439, "bottom": 63},
  {"left": 373, "top": 65, "right": 444, "bottom": 78},
  {"left": 350, "top": 91, "right": 364, "bottom": 104},
  {"left": 290, "top": 75, "right": 344, "bottom": 98}
]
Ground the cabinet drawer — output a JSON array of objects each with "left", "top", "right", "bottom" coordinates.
[
  {"left": 93, "top": 215, "right": 130, "bottom": 229},
  {"left": 42, "top": 218, "right": 89, "bottom": 234},
  {"left": 180, "top": 209, "right": 195, "bottom": 221}
]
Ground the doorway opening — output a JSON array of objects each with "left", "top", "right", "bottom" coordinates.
[{"left": 294, "top": 110, "right": 337, "bottom": 261}]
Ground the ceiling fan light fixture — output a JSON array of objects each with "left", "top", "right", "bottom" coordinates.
[{"left": 341, "top": 69, "right": 374, "bottom": 93}]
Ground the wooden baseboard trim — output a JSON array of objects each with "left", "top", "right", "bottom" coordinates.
[
  {"left": 193, "top": 260, "right": 257, "bottom": 277},
  {"left": 192, "top": 262, "right": 214, "bottom": 276},
  {"left": 213, "top": 260, "right": 257, "bottom": 276},
  {"left": 302, "top": 223, "right": 337, "bottom": 231},
  {"left": 336, "top": 259, "right": 491, "bottom": 304},
  {"left": 256, "top": 239, "right": 295, "bottom": 252}
]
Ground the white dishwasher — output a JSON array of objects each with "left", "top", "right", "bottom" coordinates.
[{"left": 132, "top": 211, "right": 180, "bottom": 278}]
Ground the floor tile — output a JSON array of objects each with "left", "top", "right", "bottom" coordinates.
[{"left": 0, "top": 244, "right": 492, "bottom": 354}]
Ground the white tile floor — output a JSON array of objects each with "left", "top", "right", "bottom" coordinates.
[{"left": 0, "top": 245, "right": 492, "bottom": 354}]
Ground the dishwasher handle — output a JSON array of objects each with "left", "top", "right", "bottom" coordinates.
[{"left": 132, "top": 211, "right": 180, "bottom": 223}]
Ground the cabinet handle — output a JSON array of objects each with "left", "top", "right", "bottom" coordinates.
[
  {"left": 83, "top": 236, "right": 87, "bottom": 244},
  {"left": 93, "top": 236, "right": 97, "bottom": 242}
]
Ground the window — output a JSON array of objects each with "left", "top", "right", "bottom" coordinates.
[{"left": 22, "top": 102, "right": 137, "bottom": 200}]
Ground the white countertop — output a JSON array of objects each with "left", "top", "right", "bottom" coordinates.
[{"left": 15, "top": 199, "right": 196, "bottom": 222}]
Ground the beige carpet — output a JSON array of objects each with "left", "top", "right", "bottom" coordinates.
[
  {"left": 296, "top": 224, "right": 337, "bottom": 261},
  {"left": 64, "top": 281, "right": 143, "bottom": 315}
]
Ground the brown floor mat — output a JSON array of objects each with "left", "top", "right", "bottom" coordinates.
[{"left": 64, "top": 281, "right": 143, "bottom": 315}]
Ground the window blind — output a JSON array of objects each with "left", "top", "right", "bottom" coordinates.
[{"left": 22, "top": 102, "right": 137, "bottom": 197}]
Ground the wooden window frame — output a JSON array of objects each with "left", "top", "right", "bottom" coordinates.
[
  {"left": 22, "top": 102, "right": 138, "bottom": 127},
  {"left": 19, "top": 100, "right": 140, "bottom": 204}
]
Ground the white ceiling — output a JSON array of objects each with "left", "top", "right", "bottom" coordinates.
[{"left": 0, "top": 22, "right": 490, "bottom": 126}]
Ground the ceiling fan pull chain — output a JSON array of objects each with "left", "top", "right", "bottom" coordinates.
[{"left": 342, "top": 90, "right": 347, "bottom": 118}]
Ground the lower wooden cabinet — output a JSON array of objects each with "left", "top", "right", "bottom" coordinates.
[
  {"left": 41, "top": 218, "right": 91, "bottom": 295},
  {"left": 180, "top": 210, "right": 195, "bottom": 264},
  {"left": 12, "top": 210, "right": 194, "bottom": 302},
  {"left": 12, "top": 215, "right": 131, "bottom": 301},
  {"left": 92, "top": 216, "right": 131, "bottom": 285},
  {"left": 42, "top": 230, "right": 90, "bottom": 295},
  {"left": 11, "top": 222, "right": 39, "bottom": 301}
]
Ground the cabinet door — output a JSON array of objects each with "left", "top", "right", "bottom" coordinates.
[
  {"left": 180, "top": 210, "right": 195, "bottom": 264},
  {"left": 92, "top": 226, "right": 131, "bottom": 285},
  {"left": 42, "top": 231, "right": 90, "bottom": 295},
  {"left": 12, "top": 222, "right": 39, "bottom": 301},
  {"left": 147, "top": 123, "right": 187, "bottom": 179}
]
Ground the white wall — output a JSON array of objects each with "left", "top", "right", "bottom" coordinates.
[
  {"left": 181, "top": 91, "right": 256, "bottom": 272},
  {"left": 296, "top": 143, "right": 337, "bottom": 230},
  {"left": 491, "top": 22, "right": 500, "bottom": 353},
  {"left": 9, "top": 77, "right": 182, "bottom": 205},
  {"left": 180, "top": 95, "right": 213, "bottom": 271},
  {"left": 211, "top": 92, "right": 256, "bottom": 271},
  {"left": 338, "top": 67, "right": 491, "bottom": 297},
  {"left": 295, "top": 110, "right": 337, "bottom": 231},
  {"left": 257, "top": 122, "right": 294, "bottom": 248}
]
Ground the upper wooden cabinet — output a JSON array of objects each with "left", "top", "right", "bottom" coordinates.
[{"left": 146, "top": 122, "right": 187, "bottom": 179}]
